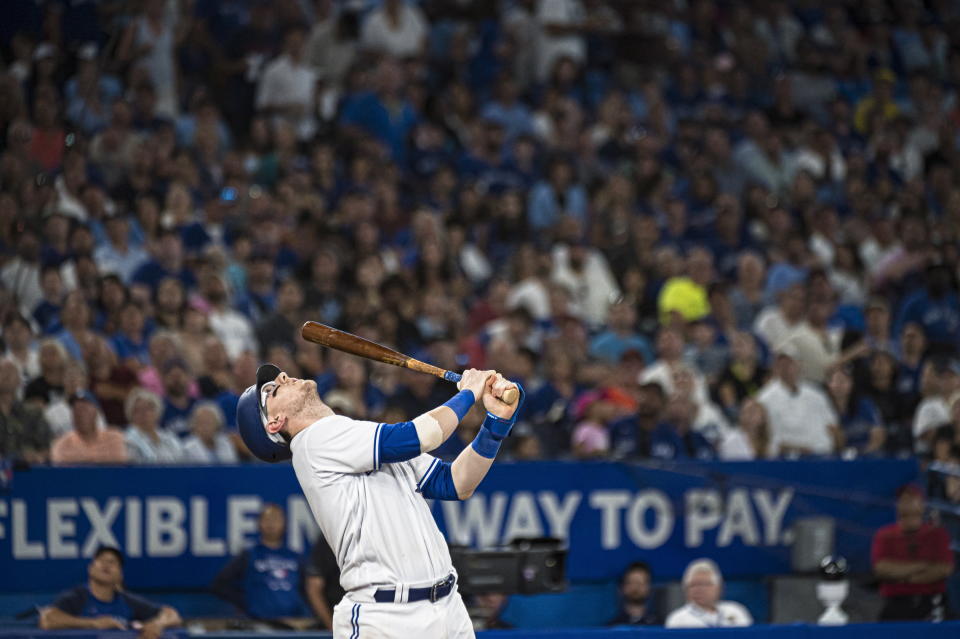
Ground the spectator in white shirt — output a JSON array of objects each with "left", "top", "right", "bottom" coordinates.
[
  {"left": 125, "top": 388, "right": 184, "bottom": 464},
  {"left": 201, "top": 273, "right": 258, "bottom": 361},
  {"left": 256, "top": 26, "right": 317, "bottom": 141},
  {"left": 753, "top": 281, "right": 806, "bottom": 352},
  {"left": 535, "top": 0, "right": 586, "bottom": 83},
  {"left": 757, "top": 342, "right": 841, "bottom": 457},
  {"left": 665, "top": 559, "right": 752, "bottom": 628},
  {"left": 551, "top": 241, "right": 621, "bottom": 328},
  {"left": 640, "top": 327, "right": 709, "bottom": 404},
  {"left": 182, "top": 402, "right": 238, "bottom": 464},
  {"left": 719, "top": 398, "right": 769, "bottom": 461},
  {"left": 360, "top": 0, "right": 428, "bottom": 59},
  {"left": 913, "top": 357, "right": 960, "bottom": 455}
]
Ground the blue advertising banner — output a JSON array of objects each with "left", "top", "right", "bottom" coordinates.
[{"left": 0, "top": 460, "right": 917, "bottom": 592}]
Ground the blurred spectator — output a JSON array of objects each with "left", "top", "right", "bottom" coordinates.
[
  {"left": 256, "top": 25, "right": 317, "bottom": 141},
  {"left": 304, "top": 533, "right": 343, "bottom": 630},
  {"left": 719, "top": 398, "right": 769, "bottom": 461},
  {"left": 854, "top": 69, "right": 899, "bottom": 135},
  {"left": 610, "top": 382, "right": 667, "bottom": 460},
  {"left": 588, "top": 299, "right": 653, "bottom": 365},
  {"left": 50, "top": 391, "right": 127, "bottom": 465},
  {"left": 528, "top": 156, "right": 588, "bottom": 232},
  {"left": 0, "top": 357, "right": 52, "bottom": 464},
  {"left": 753, "top": 282, "right": 806, "bottom": 353},
  {"left": 895, "top": 264, "right": 960, "bottom": 351},
  {"left": 665, "top": 558, "right": 752, "bottom": 628},
  {"left": 757, "top": 343, "right": 840, "bottom": 457},
  {"left": 640, "top": 327, "right": 708, "bottom": 403},
  {"left": 475, "top": 592, "right": 513, "bottom": 630},
  {"left": 211, "top": 503, "right": 311, "bottom": 621},
  {"left": 117, "top": 0, "right": 183, "bottom": 119},
  {"left": 651, "top": 394, "right": 715, "bottom": 461},
  {"left": 3, "top": 312, "right": 39, "bottom": 381},
  {"left": 914, "top": 357, "right": 960, "bottom": 456},
  {"left": 159, "top": 358, "right": 196, "bottom": 436},
  {"left": 202, "top": 272, "right": 258, "bottom": 361},
  {"left": 872, "top": 485, "right": 953, "bottom": 622},
  {"left": 607, "top": 561, "right": 660, "bottom": 626},
  {"left": 535, "top": 0, "right": 586, "bottom": 83},
  {"left": 361, "top": 0, "right": 428, "bottom": 59},
  {"left": 39, "top": 546, "right": 181, "bottom": 636},
  {"left": 827, "top": 367, "right": 885, "bottom": 457},
  {"left": 712, "top": 332, "right": 767, "bottom": 417},
  {"left": 182, "top": 402, "right": 238, "bottom": 464},
  {"left": 125, "top": 388, "right": 184, "bottom": 464},
  {"left": 658, "top": 247, "right": 714, "bottom": 325}
]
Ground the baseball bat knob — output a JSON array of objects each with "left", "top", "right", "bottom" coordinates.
[{"left": 446, "top": 371, "right": 519, "bottom": 405}]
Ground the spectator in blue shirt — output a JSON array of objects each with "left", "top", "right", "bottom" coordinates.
[
  {"left": 827, "top": 366, "right": 885, "bottom": 456},
  {"left": 159, "top": 359, "right": 196, "bottom": 437},
  {"left": 895, "top": 264, "right": 960, "bottom": 352},
  {"left": 589, "top": 299, "right": 654, "bottom": 365},
  {"left": 527, "top": 155, "right": 588, "bottom": 232},
  {"left": 131, "top": 229, "right": 197, "bottom": 294},
  {"left": 651, "top": 395, "right": 716, "bottom": 460},
  {"left": 39, "top": 546, "right": 181, "bottom": 638},
  {"left": 211, "top": 503, "right": 311, "bottom": 622},
  {"left": 481, "top": 74, "right": 534, "bottom": 141},
  {"left": 339, "top": 57, "right": 418, "bottom": 166}
]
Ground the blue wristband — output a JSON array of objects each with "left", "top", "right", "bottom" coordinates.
[
  {"left": 443, "top": 389, "right": 475, "bottom": 421},
  {"left": 483, "top": 412, "right": 514, "bottom": 440},
  {"left": 471, "top": 425, "right": 502, "bottom": 459}
]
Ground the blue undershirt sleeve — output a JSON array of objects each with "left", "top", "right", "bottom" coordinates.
[
  {"left": 377, "top": 421, "right": 422, "bottom": 465},
  {"left": 416, "top": 459, "right": 460, "bottom": 501}
]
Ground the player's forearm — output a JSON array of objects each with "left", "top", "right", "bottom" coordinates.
[
  {"left": 416, "top": 390, "right": 476, "bottom": 452},
  {"left": 451, "top": 446, "right": 495, "bottom": 499}
]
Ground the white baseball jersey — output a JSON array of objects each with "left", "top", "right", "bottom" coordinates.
[{"left": 290, "top": 414, "right": 454, "bottom": 594}]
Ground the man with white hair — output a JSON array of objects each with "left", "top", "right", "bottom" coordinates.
[{"left": 665, "top": 558, "right": 752, "bottom": 628}]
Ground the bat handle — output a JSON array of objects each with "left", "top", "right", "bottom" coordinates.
[
  {"left": 443, "top": 370, "right": 519, "bottom": 405},
  {"left": 443, "top": 370, "right": 462, "bottom": 384}
]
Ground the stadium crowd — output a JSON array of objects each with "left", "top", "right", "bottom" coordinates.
[{"left": 0, "top": 0, "right": 959, "bottom": 475}]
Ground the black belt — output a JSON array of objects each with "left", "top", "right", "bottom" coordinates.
[{"left": 374, "top": 574, "right": 456, "bottom": 603}]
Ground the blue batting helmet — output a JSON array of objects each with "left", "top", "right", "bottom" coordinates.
[{"left": 236, "top": 363, "right": 292, "bottom": 463}]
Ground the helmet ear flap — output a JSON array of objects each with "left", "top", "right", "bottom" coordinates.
[{"left": 236, "top": 364, "right": 291, "bottom": 463}]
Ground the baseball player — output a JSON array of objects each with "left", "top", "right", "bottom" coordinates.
[{"left": 236, "top": 363, "right": 522, "bottom": 638}]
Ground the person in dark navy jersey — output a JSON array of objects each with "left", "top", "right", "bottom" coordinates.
[
  {"left": 210, "top": 503, "right": 311, "bottom": 623},
  {"left": 39, "top": 546, "right": 181, "bottom": 639}
]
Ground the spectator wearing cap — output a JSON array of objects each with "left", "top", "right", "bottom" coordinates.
[
  {"left": 39, "top": 545, "right": 181, "bottom": 638},
  {"left": 159, "top": 358, "right": 196, "bottom": 437},
  {"left": 872, "top": 485, "right": 953, "bottom": 621},
  {"left": 94, "top": 211, "right": 148, "bottom": 283},
  {"left": 125, "top": 388, "right": 184, "bottom": 464},
  {"left": 0, "top": 357, "right": 52, "bottom": 464},
  {"left": 50, "top": 391, "right": 127, "bottom": 465},
  {"left": 665, "top": 559, "right": 752, "bottom": 628},
  {"left": 182, "top": 402, "right": 238, "bottom": 464},
  {"left": 757, "top": 342, "right": 841, "bottom": 457},
  {"left": 913, "top": 357, "right": 960, "bottom": 456},
  {"left": 658, "top": 247, "right": 715, "bottom": 325}
]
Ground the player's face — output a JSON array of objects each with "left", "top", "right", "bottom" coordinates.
[
  {"left": 686, "top": 570, "right": 720, "bottom": 608},
  {"left": 263, "top": 372, "right": 318, "bottom": 423},
  {"left": 89, "top": 552, "right": 123, "bottom": 588}
]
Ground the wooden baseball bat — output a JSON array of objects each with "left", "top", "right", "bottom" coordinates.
[{"left": 301, "top": 321, "right": 519, "bottom": 405}]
